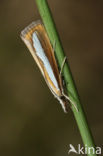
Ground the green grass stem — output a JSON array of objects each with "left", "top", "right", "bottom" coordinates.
[{"left": 35, "top": 0, "right": 97, "bottom": 155}]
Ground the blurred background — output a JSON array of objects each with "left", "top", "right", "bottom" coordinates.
[{"left": 0, "top": 0, "right": 103, "bottom": 155}]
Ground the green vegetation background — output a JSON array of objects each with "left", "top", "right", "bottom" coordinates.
[{"left": 0, "top": 0, "right": 103, "bottom": 156}]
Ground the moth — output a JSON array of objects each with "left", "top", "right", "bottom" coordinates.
[{"left": 20, "top": 20, "right": 78, "bottom": 113}]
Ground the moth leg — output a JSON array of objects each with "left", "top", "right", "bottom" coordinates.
[
  {"left": 52, "top": 41, "right": 78, "bottom": 112},
  {"left": 60, "top": 56, "right": 67, "bottom": 76},
  {"left": 52, "top": 41, "right": 66, "bottom": 76},
  {"left": 62, "top": 90, "right": 79, "bottom": 112},
  {"left": 52, "top": 40, "right": 56, "bottom": 53}
]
